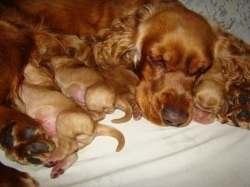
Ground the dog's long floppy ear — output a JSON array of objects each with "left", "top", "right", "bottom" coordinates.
[
  {"left": 91, "top": 1, "right": 163, "bottom": 70},
  {"left": 91, "top": 14, "right": 137, "bottom": 69},
  {"left": 213, "top": 28, "right": 250, "bottom": 89},
  {"left": 123, "top": 1, "right": 175, "bottom": 70}
]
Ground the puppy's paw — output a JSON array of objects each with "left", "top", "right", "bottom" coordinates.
[
  {"left": 51, "top": 167, "right": 65, "bottom": 179},
  {"left": 128, "top": 98, "right": 142, "bottom": 121},
  {"left": 133, "top": 109, "right": 142, "bottom": 121},
  {"left": 0, "top": 106, "right": 55, "bottom": 165},
  {"left": 49, "top": 153, "right": 78, "bottom": 178},
  {"left": 44, "top": 139, "right": 78, "bottom": 167}
]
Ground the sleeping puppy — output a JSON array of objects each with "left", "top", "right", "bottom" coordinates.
[
  {"left": 55, "top": 34, "right": 141, "bottom": 121},
  {"left": 192, "top": 28, "right": 250, "bottom": 126},
  {"left": 42, "top": 56, "right": 133, "bottom": 123},
  {"left": 100, "top": 66, "right": 142, "bottom": 121},
  {"left": 56, "top": 35, "right": 95, "bottom": 68},
  {"left": 192, "top": 60, "right": 228, "bottom": 124},
  {"left": 14, "top": 62, "right": 125, "bottom": 178},
  {"left": 55, "top": 34, "right": 142, "bottom": 121}
]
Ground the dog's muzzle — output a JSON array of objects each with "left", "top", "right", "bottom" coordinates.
[{"left": 161, "top": 107, "right": 188, "bottom": 127}]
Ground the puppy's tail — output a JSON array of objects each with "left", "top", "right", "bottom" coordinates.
[
  {"left": 95, "top": 123, "right": 125, "bottom": 152},
  {"left": 111, "top": 96, "right": 133, "bottom": 123}
]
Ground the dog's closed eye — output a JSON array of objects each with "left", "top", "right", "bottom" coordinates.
[
  {"left": 188, "top": 59, "right": 212, "bottom": 77},
  {"left": 145, "top": 53, "right": 166, "bottom": 67}
]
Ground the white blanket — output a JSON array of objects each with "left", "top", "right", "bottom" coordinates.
[{"left": 1, "top": 110, "right": 250, "bottom": 187}]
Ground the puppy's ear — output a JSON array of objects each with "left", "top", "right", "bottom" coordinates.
[
  {"left": 219, "top": 101, "right": 228, "bottom": 116},
  {"left": 40, "top": 59, "right": 55, "bottom": 77}
]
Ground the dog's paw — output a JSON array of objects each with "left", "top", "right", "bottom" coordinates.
[
  {"left": 218, "top": 86, "right": 250, "bottom": 129},
  {"left": 0, "top": 106, "right": 55, "bottom": 165}
]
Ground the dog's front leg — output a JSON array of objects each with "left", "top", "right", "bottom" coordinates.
[{"left": 0, "top": 106, "right": 55, "bottom": 165}]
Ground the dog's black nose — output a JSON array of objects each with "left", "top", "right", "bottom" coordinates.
[{"left": 161, "top": 107, "right": 188, "bottom": 126}]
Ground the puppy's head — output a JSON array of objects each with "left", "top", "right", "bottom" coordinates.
[
  {"left": 192, "top": 59, "right": 229, "bottom": 124},
  {"left": 133, "top": 3, "right": 215, "bottom": 126},
  {"left": 56, "top": 35, "right": 94, "bottom": 67},
  {"left": 193, "top": 79, "right": 228, "bottom": 124},
  {"left": 85, "top": 84, "right": 117, "bottom": 114}
]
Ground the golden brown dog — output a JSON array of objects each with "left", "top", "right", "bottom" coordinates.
[
  {"left": 14, "top": 62, "right": 125, "bottom": 178},
  {"left": 192, "top": 60, "right": 228, "bottom": 124},
  {"left": 42, "top": 56, "right": 133, "bottom": 123},
  {"left": 4, "top": 0, "right": 250, "bottom": 127},
  {"left": 91, "top": 1, "right": 250, "bottom": 127},
  {"left": 132, "top": 2, "right": 215, "bottom": 126},
  {"left": 7, "top": 0, "right": 210, "bottom": 127}
]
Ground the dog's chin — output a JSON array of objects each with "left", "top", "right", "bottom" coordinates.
[{"left": 162, "top": 119, "right": 190, "bottom": 127}]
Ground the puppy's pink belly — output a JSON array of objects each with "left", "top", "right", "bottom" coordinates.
[
  {"left": 42, "top": 121, "right": 57, "bottom": 137},
  {"left": 34, "top": 108, "right": 58, "bottom": 137}
]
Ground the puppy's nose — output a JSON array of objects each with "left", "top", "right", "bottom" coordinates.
[{"left": 161, "top": 107, "right": 188, "bottom": 126}]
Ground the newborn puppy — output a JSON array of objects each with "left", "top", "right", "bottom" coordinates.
[
  {"left": 14, "top": 63, "right": 125, "bottom": 178},
  {"left": 192, "top": 60, "right": 228, "bottom": 124},
  {"left": 42, "top": 56, "right": 133, "bottom": 123},
  {"left": 55, "top": 35, "right": 141, "bottom": 121},
  {"left": 56, "top": 35, "right": 95, "bottom": 68},
  {"left": 100, "top": 66, "right": 142, "bottom": 121}
]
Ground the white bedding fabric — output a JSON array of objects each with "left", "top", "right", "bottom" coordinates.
[
  {"left": 1, "top": 110, "right": 250, "bottom": 187},
  {"left": 1, "top": 1, "right": 250, "bottom": 187}
]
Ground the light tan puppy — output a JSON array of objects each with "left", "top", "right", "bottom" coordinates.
[
  {"left": 56, "top": 35, "right": 95, "bottom": 68},
  {"left": 100, "top": 66, "right": 142, "bottom": 121},
  {"left": 192, "top": 60, "right": 228, "bottom": 124},
  {"left": 43, "top": 56, "right": 133, "bottom": 123},
  {"left": 14, "top": 62, "right": 125, "bottom": 178},
  {"left": 54, "top": 34, "right": 142, "bottom": 121}
]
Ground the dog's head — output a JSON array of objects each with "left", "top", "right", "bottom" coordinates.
[
  {"left": 92, "top": 1, "right": 220, "bottom": 127},
  {"left": 133, "top": 2, "right": 215, "bottom": 126}
]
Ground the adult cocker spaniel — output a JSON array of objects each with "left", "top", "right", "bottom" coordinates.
[{"left": 0, "top": 0, "right": 249, "bottom": 185}]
